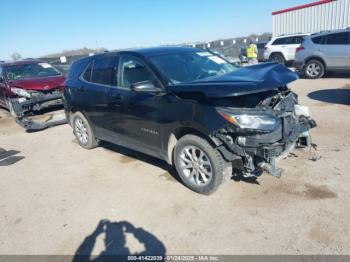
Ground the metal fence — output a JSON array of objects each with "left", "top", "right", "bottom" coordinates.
[{"left": 40, "top": 33, "right": 272, "bottom": 75}]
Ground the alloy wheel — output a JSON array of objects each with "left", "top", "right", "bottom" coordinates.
[
  {"left": 179, "top": 146, "right": 213, "bottom": 186},
  {"left": 306, "top": 63, "right": 321, "bottom": 77},
  {"left": 74, "top": 118, "right": 89, "bottom": 145}
]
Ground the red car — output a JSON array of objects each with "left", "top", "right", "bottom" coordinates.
[{"left": 0, "top": 60, "right": 65, "bottom": 119}]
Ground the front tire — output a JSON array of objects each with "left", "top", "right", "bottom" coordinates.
[
  {"left": 304, "top": 59, "right": 325, "bottom": 79},
  {"left": 72, "top": 112, "right": 99, "bottom": 149},
  {"left": 174, "top": 134, "right": 226, "bottom": 195}
]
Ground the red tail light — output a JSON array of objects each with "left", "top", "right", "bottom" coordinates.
[{"left": 296, "top": 46, "right": 305, "bottom": 52}]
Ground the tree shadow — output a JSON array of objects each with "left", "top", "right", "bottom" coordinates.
[
  {"left": 0, "top": 148, "right": 24, "bottom": 167},
  {"left": 307, "top": 88, "right": 350, "bottom": 106},
  {"left": 101, "top": 141, "right": 182, "bottom": 183},
  {"left": 72, "top": 220, "right": 166, "bottom": 262}
]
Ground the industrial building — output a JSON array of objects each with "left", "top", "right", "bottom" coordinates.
[{"left": 272, "top": 0, "right": 350, "bottom": 36}]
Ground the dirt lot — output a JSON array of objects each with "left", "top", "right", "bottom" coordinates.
[{"left": 0, "top": 76, "right": 349, "bottom": 256}]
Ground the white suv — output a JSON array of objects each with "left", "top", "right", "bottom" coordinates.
[{"left": 263, "top": 33, "right": 310, "bottom": 65}]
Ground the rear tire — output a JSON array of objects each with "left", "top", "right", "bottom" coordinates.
[
  {"left": 174, "top": 134, "right": 226, "bottom": 195},
  {"left": 72, "top": 112, "right": 99, "bottom": 149},
  {"left": 304, "top": 59, "right": 325, "bottom": 79},
  {"left": 270, "top": 53, "right": 285, "bottom": 65}
]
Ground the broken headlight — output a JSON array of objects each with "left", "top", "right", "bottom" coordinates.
[
  {"left": 11, "top": 87, "right": 31, "bottom": 98},
  {"left": 217, "top": 108, "right": 280, "bottom": 131}
]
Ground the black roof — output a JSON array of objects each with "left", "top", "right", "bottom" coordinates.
[
  {"left": 130, "top": 46, "right": 202, "bottom": 57},
  {"left": 92, "top": 46, "right": 203, "bottom": 59}
]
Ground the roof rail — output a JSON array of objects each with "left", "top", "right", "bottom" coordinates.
[{"left": 276, "top": 32, "right": 308, "bottom": 37}]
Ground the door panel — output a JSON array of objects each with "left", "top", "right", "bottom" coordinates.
[
  {"left": 322, "top": 32, "right": 349, "bottom": 68},
  {"left": 103, "top": 54, "right": 165, "bottom": 157},
  {"left": 75, "top": 56, "right": 120, "bottom": 140}
]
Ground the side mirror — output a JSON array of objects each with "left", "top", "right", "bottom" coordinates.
[{"left": 130, "top": 81, "right": 163, "bottom": 93}]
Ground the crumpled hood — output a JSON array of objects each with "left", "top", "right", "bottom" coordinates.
[
  {"left": 8, "top": 75, "right": 65, "bottom": 91},
  {"left": 167, "top": 63, "right": 298, "bottom": 98}
]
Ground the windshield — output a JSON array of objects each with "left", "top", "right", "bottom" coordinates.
[
  {"left": 149, "top": 51, "right": 237, "bottom": 85},
  {"left": 5, "top": 63, "right": 61, "bottom": 80}
]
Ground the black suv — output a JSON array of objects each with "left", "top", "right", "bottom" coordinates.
[{"left": 64, "top": 47, "right": 316, "bottom": 194}]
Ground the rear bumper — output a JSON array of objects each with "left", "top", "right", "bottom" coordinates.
[{"left": 294, "top": 61, "right": 305, "bottom": 72}]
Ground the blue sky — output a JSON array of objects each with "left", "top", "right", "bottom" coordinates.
[{"left": 0, "top": 0, "right": 308, "bottom": 59}]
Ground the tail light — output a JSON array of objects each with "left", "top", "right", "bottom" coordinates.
[{"left": 296, "top": 46, "right": 305, "bottom": 52}]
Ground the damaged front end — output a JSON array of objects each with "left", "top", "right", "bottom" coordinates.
[
  {"left": 212, "top": 88, "right": 316, "bottom": 178},
  {"left": 9, "top": 88, "right": 67, "bottom": 131}
]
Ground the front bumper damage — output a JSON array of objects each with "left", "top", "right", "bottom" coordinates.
[
  {"left": 213, "top": 93, "right": 317, "bottom": 178},
  {"left": 10, "top": 89, "right": 67, "bottom": 131}
]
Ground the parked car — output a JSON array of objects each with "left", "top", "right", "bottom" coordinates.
[
  {"left": 256, "top": 42, "right": 267, "bottom": 62},
  {"left": 295, "top": 29, "right": 350, "bottom": 79},
  {"left": 0, "top": 60, "right": 65, "bottom": 120},
  {"left": 64, "top": 47, "right": 316, "bottom": 194},
  {"left": 263, "top": 33, "right": 309, "bottom": 65},
  {"left": 239, "top": 48, "right": 248, "bottom": 63}
]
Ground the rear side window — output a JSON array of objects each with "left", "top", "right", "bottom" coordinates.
[
  {"left": 90, "top": 56, "right": 117, "bottom": 86},
  {"left": 67, "top": 59, "right": 90, "bottom": 79},
  {"left": 311, "top": 36, "right": 324, "bottom": 44},
  {"left": 272, "top": 36, "right": 292, "bottom": 45},
  {"left": 272, "top": 36, "right": 305, "bottom": 45},
  {"left": 295, "top": 36, "right": 304, "bottom": 44},
  {"left": 272, "top": 38, "right": 286, "bottom": 45},
  {"left": 324, "top": 32, "right": 349, "bottom": 45},
  {"left": 82, "top": 62, "right": 93, "bottom": 82}
]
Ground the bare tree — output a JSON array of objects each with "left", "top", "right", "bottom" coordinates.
[{"left": 11, "top": 52, "right": 22, "bottom": 61}]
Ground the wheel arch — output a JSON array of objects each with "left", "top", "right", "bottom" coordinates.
[
  {"left": 305, "top": 56, "right": 327, "bottom": 69},
  {"left": 67, "top": 104, "right": 85, "bottom": 126},
  {"left": 269, "top": 52, "right": 286, "bottom": 61},
  {"left": 166, "top": 126, "right": 215, "bottom": 165}
]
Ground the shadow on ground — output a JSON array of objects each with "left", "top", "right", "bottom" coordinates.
[
  {"left": 232, "top": 174, "right": 260, "bottom": 185},
  {"left": 0, "top": 148, "right": 24, "bottom": 166},
  {"left": 101, "top": 141, "right": 262, "bottom": 186},
  {"left": 297, "top": 71, "right": 350, "bottom": 79},
  {"left": 323, "top": 72, "right": 350, "bottom": 79},
  {"left": 101, "top": 141, "right": 182, "bottom": 183},
  {"left": 72, "top": 220, "right": 166, "bottom": 262},
  {"left": 308, "top": 88, "right": 350, "bottom": 106}
]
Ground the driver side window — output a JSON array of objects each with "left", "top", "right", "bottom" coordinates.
[{"left": 118, "top": 55, "right": 157, "bottom": 89}]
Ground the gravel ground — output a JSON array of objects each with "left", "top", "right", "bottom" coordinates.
[{"left": 0, "top": 76, "right": 349, "bottom": 256}]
